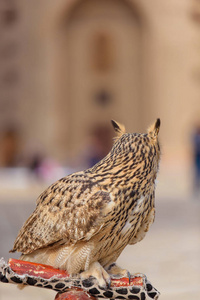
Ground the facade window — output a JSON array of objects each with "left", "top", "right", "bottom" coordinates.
[
  {"left": 94, "top": 89, "right": 112, "bottom": 107},
  {"left": 0, "top": 0, "right": 18, "bottom": 26},
  {"left": 91, "top": 32, "right": 114, "bottom": 72},
  {"left": 1, "top": 68, "right": 19, "bottom": 86}
]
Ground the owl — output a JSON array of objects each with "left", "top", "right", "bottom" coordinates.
[{"left": 10, "top": 119, "right": 161, "bottom": 287}]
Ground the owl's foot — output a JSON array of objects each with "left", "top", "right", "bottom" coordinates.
[
  {"left": 106, "top": 263, "right": 131, "bottom": 283},
  {"left": 80, "top": 261, "right": 111, "bottom": 288}
]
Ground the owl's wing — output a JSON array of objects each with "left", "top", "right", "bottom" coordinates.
[{"left": 10, "top": 179, "right": 114, "bottom": 255}]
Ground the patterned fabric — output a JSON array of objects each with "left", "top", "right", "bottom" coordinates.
[{"left": 0, "top": 258, "right": 160, "bottom": 299}]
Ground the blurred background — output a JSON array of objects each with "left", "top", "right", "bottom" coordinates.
[{"left": 0, "top": 0, "right": 200, "bottom": 299}]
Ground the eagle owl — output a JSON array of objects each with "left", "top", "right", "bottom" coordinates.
[{"left": 10, "top": 119, "right": 161, "bottom": 287}]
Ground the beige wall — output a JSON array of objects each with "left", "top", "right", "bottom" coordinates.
[{"left": 0, "top": 0, "right": 199, "bottom": 167}]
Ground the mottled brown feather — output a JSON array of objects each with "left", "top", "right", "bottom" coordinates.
[
  {"left": 11, "top": 175, "right": 113, "bottom": 254},
  {"left": 10, "top": 119, "right": 161, "bottom": 279}
]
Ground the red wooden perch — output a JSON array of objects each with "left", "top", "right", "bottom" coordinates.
[{"left": 0, "top": 258, "right": 160, "bottom": 300}]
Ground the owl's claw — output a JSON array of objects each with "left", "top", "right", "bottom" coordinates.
[
  {"left": 81, "top": 261, "right": 111, "bottom": 289},
  {"left": 127, "top": 271, "right": 131, "bottom": 284},
  {"left": 106, "top": 277, "right": 111, "bottom": 288},
  {"left": 106, "top": 262, "right": 131, "bottom": 282}
]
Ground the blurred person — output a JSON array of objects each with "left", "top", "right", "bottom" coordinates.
[
  {"left": 29, "top": 153, "right": 44, "bottom": 177},
  {"left": 28, "top": 152, "right": 64, "bottom": 184},
  {"left": 192, "top": 123, "right": 200, "bottom": 196}
]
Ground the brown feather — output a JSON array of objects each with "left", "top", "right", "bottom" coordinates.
[{"left": 10, "top": 119, "right": 161, "bottom": 279}]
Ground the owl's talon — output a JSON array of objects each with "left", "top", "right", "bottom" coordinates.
[
  {"left": 127, "top": 271, "right": 131, "bottom": 284},
  {"left": 106, "top": 262, "right": 131, "bottom": 280},
  {"left": 106, "top": 277, "right": 111, "bottom": 288},
  {"left": 80, "top": 261, "right": 111, "bottom": 289}
]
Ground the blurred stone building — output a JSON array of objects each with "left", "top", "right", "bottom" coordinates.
[{"left": 0, "top": 0, "right": 200, "bottom": 167}]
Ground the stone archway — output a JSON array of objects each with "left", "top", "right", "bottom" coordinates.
[{"left": 56, "top": 0, "right": 145, "bottom": 160}]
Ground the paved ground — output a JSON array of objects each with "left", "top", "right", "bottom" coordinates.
[{"left": 0, "top": 179, "right": 200, "bottom": 299}]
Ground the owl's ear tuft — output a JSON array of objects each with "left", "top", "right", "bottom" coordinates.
[
  {"left": 155, "top": 118, "right": 161, "bottom": 131},
  {"left": 147, "top": 118, "right": 161, "bottom": 139},
  {"left": 111, "top": 120, "right": 126, "bottom": 138}
]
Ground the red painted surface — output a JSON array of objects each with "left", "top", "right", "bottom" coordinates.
[
  {"left": 55, "top": 288, "right": 96, "bottom": 300},
  {"left": 111, "top": 276, "right": 143, "bottom": 287},
  {"left": 8, "top": 258, "right": 69, "bottom": 279},
  {"left": 8, "top": 258, "right": 144, "bottom": 287}
]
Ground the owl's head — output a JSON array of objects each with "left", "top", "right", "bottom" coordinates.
[
  {"left": 111, "top": 119, "right": 160, "bottom": 141},
  {"left": 111, "top": 118, "right": 161, "bottom": 171}
]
